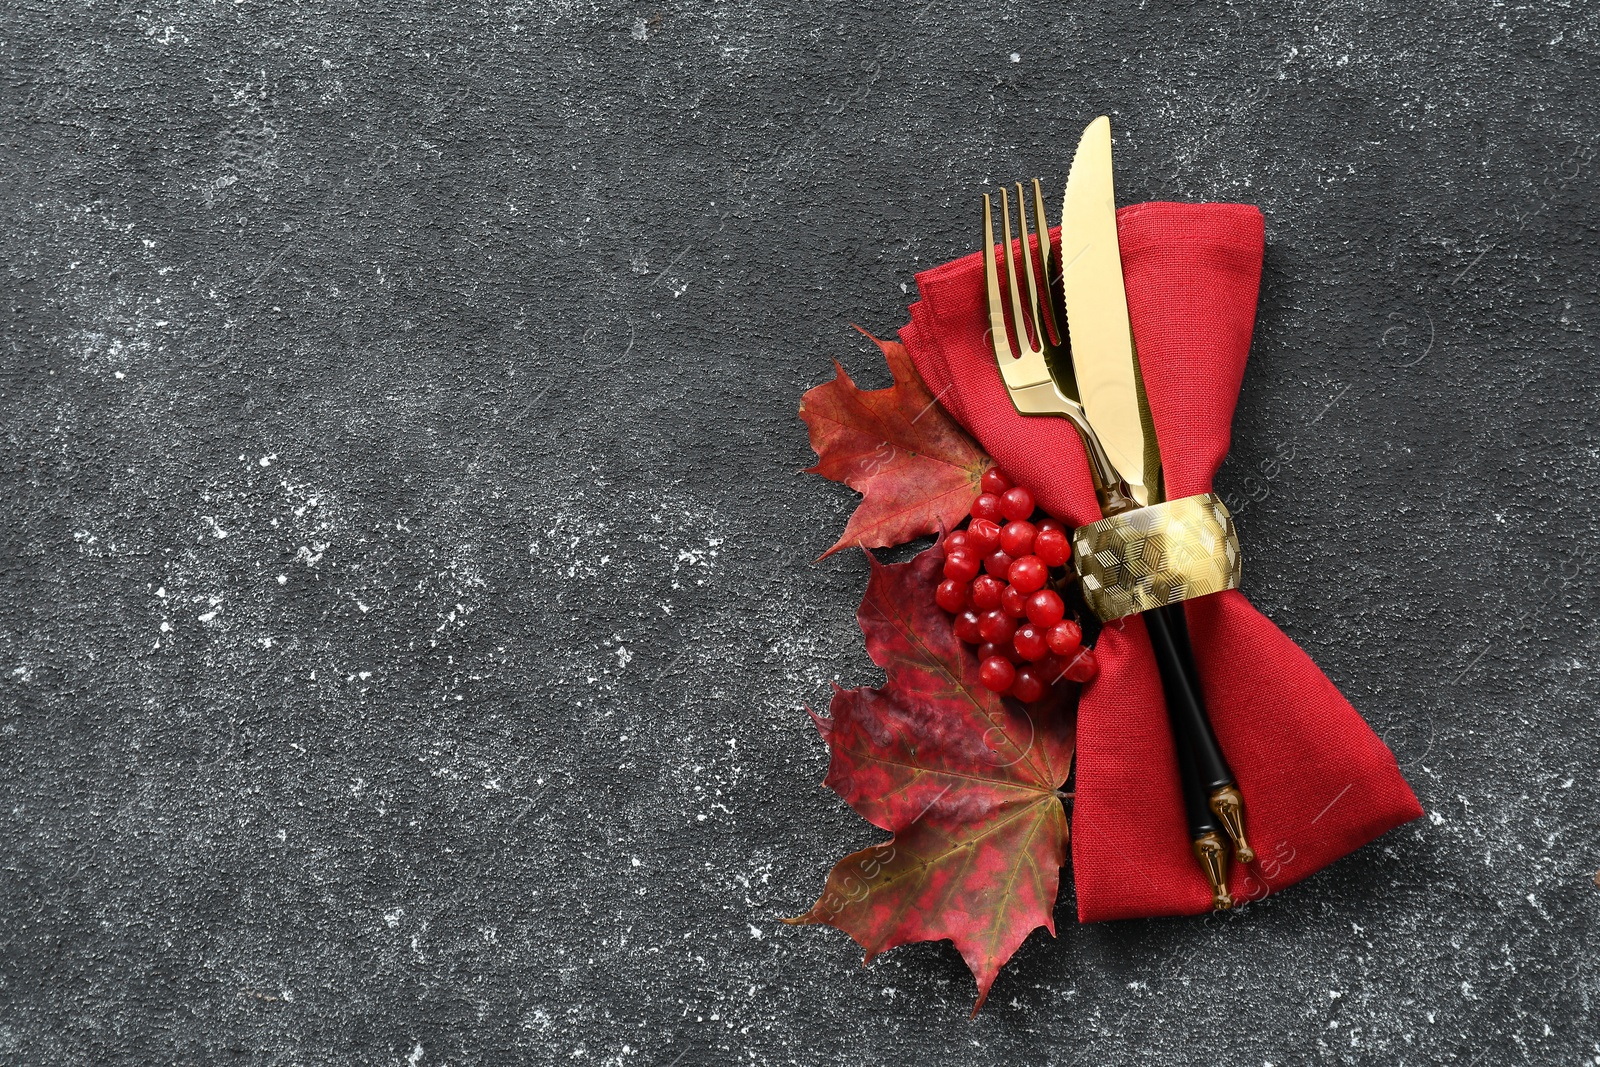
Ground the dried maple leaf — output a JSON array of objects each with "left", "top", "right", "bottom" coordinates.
[
  {"left": 786, "top": 540, "right": 1075, "bottom": 1013},
  {"left": 800, "top": 331, "right": 991, "bottom": 558}
]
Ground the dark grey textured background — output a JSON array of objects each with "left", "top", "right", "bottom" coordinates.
[{"left": 3, "top": 2, "right": 1598, "bottom": 1064}]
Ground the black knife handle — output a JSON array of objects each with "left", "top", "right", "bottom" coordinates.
[
  {"left": 1168, "top": 695, "right": 1233, "bottom": 910},
  {"left": 1082, "top": 497, "right": 1252, "bottom": 880},
  {"left": 1142, "top": 606, "right": 1233, "bottom": 909},
  {"left": 1145, "top": 606, "right": 1232, "bottom": 791},
  {"left": 1146, "top": 603, "right": 1255, "bottom": 864},
  {"left": 1169, "top": 695, "right": 1225, "bottom": 844}
]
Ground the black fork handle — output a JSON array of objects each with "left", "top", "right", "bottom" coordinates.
[
  {"left": 1141, "top": 607, "right": 1228, "bottom": 834},
  {"left": 1143, "top": 601, "right": 1255, "bottom": 902},
  {"left": 1145, "top": 604, "right": 1235, "bottom": 796}
]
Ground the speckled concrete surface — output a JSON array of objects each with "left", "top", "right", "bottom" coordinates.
[{"left": 2, "top": 3, "right": 1598, "bottom": 1064}]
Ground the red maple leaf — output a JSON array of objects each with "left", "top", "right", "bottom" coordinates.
[
  {"left": 786, "top": 540, "right": 1075, "bottom": 1013},
  {"left": 800, "top": 331, "right": 992, "bottom": 558}
]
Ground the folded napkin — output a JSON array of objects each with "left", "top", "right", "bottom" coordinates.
[{"left": 900, "top": 201, "right": 1422, "bottom": 921}]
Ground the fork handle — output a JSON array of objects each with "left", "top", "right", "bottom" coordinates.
[
  {"left": 1144, "top": 604, "right": 1255, "bottom": 864},
  {"left": 1142, "top": 605, "right": 1234, "bottom": 908},
  {"left": 1092, "top": 498, "right": 1251, "bottom": 863},
  {"left": 1146, "top": 606, "right": 1232, "bottom": 791}
]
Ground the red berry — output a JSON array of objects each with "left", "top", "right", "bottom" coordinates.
[
  {"left": 1013, "top": 623, "right": 1048, "bottom": 662},
  {"left": 983, "top": 550, "right": 1014, "bottom": 579},
  {"left": 999, "top": 486, "right": 1036, "bottom": 522},
  {"left": 1046, "top": 619, "right": 1083, "bottom": 656},
  {"left": 998, "top": 519, "right": 1036, "bottom": 558},
  {"left": 943, "top": 551, "right": 980, "bottom": 582},
  {"left": 970, "top": 575, "right": 1005, "bottom": 611},
  {"left": 978, "top": 641, "right": 1021, "bottom": 665},
  {"left": 1063, "top": 646, "right": 1098, "bottom": 683},
  {"left": 945, "top": 529, "right": 970, "bottom": 553},
  {"left": 966, "top": 518, "right": 1002, "bottom": 556},
  {"left": 935, "top": 579, "right": 968, "bottom": 613},
  {"left": 979, "top": 655, "right": 1016, "bottom": 693},
  {"left": 1000, "top": 584, "right": 1028, "bottom": 618},
  {"left": 1025, "top": 589, "right": 1065, "bottom": 626},
  {"left": 980, "top": 468, "right": 1013, "bottom": 495},
  {"left": 970, "top": 493, "right": 1004, "bottom": 523},
  {"left": 977, "top": 609, "right": 1016, "bottom": 644},
  {"left": 953, "top": 610, "right": 983, "bottom": 645},
  {"left": 1034, "top": 653, "right": 1065, "bottom": 684},
  {"left": 1037, "top": 516, "right": 1066, "bottom": 535},
  {"left": 1008, "top": 666, "right": 1046, "bottom": 703},
  {"left": 1034, "top": 527, "right": 1070, "bottom": 567},
  {"left": 1008, "top": 555, "right": 1047, "bottom": 594}
]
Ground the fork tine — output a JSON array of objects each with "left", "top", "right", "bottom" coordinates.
[
  {"left": 1029, "top": 177, "right": 1062, "bottom": 347},
  {"left": 982, "top": 193, "right": 1011, "bottom": 364},
  {"left": 1000, "top": 186, "right": 1032, "bottom": 356},
  {"left": 1015, "top": 181, "right": 1049, "bottom": 352}
]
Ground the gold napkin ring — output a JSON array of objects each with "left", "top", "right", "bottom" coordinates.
[{"left": 1072, "top": 492, "right": 1242, "bottom": 622}]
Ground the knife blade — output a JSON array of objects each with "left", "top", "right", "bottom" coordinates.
[{"left": 1059, "top": 115, "right": 1161, "bottom": 507}]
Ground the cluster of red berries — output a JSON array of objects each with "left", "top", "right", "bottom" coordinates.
[{"left": 938, "top": 468, "right": 1098, "bottom": 701}]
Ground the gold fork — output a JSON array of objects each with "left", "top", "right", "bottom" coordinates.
[
  {"left": 981, "top": 184, "right": 1133, "bottom": 516},
  {"left": 983, "top": 180, "right": 1239, "bottom": 909}
]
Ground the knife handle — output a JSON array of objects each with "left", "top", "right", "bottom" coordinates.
[
  {"left": 1085, "top": 497, "right": 1254, "bottom": 875},
  {"left": 1165, "top": 666, "right": 1233, "bottom": 911},
  {"left": 1142, "top": 606, "right": 1232, "bottom": 909},
  {"left": 1146, "top": 604, "right": 1255, "bottom": 864}
]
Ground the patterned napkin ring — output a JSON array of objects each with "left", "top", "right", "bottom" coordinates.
[{"left": 1071, "top": 492, "right": 1242, "bottom": 622}]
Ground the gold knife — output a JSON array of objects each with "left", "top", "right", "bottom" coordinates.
[
  {"left": 1055, "top": 116, "right": 1254, "bottom": 895},
  {"left": 1058, "top": 116, "right": 1161, "bottom": 509}
]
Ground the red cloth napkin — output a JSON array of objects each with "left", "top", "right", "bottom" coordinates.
[{"left": 900, "top": 201, "right": 1422, "bottom": 921}]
